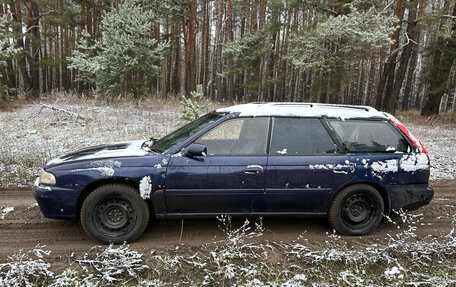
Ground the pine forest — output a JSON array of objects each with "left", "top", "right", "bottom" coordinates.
[{"left": 1, "top": 0, "right": 456, "bottom": 115}]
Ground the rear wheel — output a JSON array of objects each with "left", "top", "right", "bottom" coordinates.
[
  {"left": 81, "top": 184, "right": 149, "bottom": 243},
  {"left": 328, "top": 184, "right": 383, "bottom": 235}
]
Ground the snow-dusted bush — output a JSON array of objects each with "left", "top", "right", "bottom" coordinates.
[
  {"left": 0, "top": 245, "right": 53, "bottom": 287},
  {"left": 49, "top": 245, "right": 150, "bottom": 287},
  {"left": 151, "top": 216, "right": 273, "bottom": 286},
  {"left": 48, "top": 269, "right": 83, "bottom": 287},
  {"left": 76, "top": 244, "right": 149, "bottom": 284}
]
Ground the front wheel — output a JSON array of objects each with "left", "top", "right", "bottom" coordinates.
[
  {"left": 81, "top": 184, "right": 149, "bottom": 243},
  {"left": 328, "top": 184, "right": 384, "bottom": 235}
]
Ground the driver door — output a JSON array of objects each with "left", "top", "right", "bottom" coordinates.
[{"left": 164, "top": 117, "right": 270, "bottom": 214}]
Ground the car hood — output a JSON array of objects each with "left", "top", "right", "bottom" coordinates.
[{"left": 45, "top": 140, "right": 153, "bottom": 168}]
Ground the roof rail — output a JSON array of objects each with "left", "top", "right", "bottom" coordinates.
[
  {"left": 316, "top": 103, "right": 371, "bottom": 112},
  {"left": 271, "top": 102, "right": 314, "bottom": 107}
]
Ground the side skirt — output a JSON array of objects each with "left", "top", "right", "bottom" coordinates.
[{"left": 155, "top": 212, "right": 327, "bottom": 220}]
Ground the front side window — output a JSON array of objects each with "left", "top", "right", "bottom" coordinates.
[
  {"left": 196, "top": 117, "right": 270, "bottom": 155},
  {"left": 327, "top": 120, "right": 410, "bottom": 153},
  {"left": 269, "top": 118, "right": 337, "bottom": 155}
]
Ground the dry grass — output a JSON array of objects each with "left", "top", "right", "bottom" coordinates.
[
  {"left": 2, "top": 92, "right": 226, "bottom": 113},
  {"left": 396, "top": 109, "right": 456, "bottom": 128}
]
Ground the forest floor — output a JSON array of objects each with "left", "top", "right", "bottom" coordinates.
[{"left": 0, "top": 97, "right": 455, "bottom": 286}]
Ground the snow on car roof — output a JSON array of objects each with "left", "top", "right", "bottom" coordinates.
[{"left": 216, "top": 102, "right": 388, "bottom": 120}]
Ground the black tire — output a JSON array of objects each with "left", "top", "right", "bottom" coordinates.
[
  {"left": 328, "top": 184, "right": 384, "bottom": 235},
  {"left": 81, "top": 184, "right": 149, "bottom": 244}
]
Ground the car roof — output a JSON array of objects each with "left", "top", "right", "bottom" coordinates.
[{"left": 216, "top": 102, "right": 389, "bottom": 120}]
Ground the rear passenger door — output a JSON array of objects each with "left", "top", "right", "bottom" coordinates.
[{"left": 264, "top": 117, "right": 355, "bottom": 214}]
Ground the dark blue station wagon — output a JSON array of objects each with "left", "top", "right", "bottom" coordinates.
[{"left": 33, "top": 103, "right": 434, "bottom": 243}]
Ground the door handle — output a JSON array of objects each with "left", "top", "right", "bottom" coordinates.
[{"left": 244, "top": 165, "right": 263, "bottom": 174}]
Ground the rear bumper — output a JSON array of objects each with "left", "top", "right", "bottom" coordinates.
[
  {"left": 389, "top": 183, "right": 434, "bottom": 211},
  {"left": 32, "top": 178, "right": 81, "bottom": 220}
]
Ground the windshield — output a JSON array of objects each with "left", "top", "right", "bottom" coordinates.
[{"left": 151, "top": 112, "right": 223, "bottom": 153}]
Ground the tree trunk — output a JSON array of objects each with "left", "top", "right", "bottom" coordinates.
[
  {"left": 375, "top": 0, "right": 405, "bottom": 111},
  {"left": 421, "top": 0, "right": 456, "bottom": 115},
  {"left": 26, "top": 0, "right": 41, "bottom": 98},
  {"left": 10, "top": 0, "right": 31, "bottom": 94},
  {"left": 170, "top": 20, "right": 180, "bottom": 94},
  {"left": 214, "top": 0, "right": 223, "bottom": 100},
  {"left": 402, "top": 0, "right": 426, "bottom": 110},
  {"left": 225, "top": 0, "right": 234, "bottom": 101},
  {"left": 386, "top": 0, "right": 418, "bottom": 114},
  {"left": 184, "top": 0, "right": 197, "bottom": 94}
]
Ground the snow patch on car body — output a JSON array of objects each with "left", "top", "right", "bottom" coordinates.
[
  {"left": 308, "top": 163, "right": 354, "bottom": 174},
  {"left": 171, "top": 152, "right": 182, "bottom": 158},
  {"left": 369, "top": 159, "right": 399, "bottom": 180},
  {"left": 154, "top": 159, "right": 169, "bottom": 169},
  {"left": 217, "top": 103, "right": 387, "bottom": 120},
  {"left": 71, "top": 160, "right": 122, "bottom": 176},
  {"left": 47, "top": 140, "right": 149, "bottom": 166},
  {"left": 139, "top": 176, "right": 152, "bottom": 200},
  {"left": 400, "top": 153, "right": 429, "bottom": 172},
  {"left": 369, "top": 153, "right": 428, "bottom": 179},
  {"left": 371, "top": 160, "right": 399, "bottom": 173}
]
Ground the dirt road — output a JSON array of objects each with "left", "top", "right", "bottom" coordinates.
[{"left": 0, "top": 181, "right": 454, "bottom": 269}]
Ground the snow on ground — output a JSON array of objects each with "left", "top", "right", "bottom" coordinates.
[
  {"left": 0, "top": 206, "right": 14, "bottom": 219},
  {"left": 403, "top": 121, "right": 456, "bottom": 181},
  {"left": 0, "top": 101, "right": 181, "bottom": 188}
]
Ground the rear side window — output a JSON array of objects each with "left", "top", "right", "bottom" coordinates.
[
  {"left": 270, "top": 118, "right": 337, "bottom": 155},
  {"left": 327, "top": 120, "right": 410, "bottom": 153}
]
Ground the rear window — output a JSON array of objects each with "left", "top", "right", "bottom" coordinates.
[
  {"left": 327, "top": 120, "right": 410, "bottom": 153},
  {"left": 270, "top": 118, "right": 337, "bottom": 155}
]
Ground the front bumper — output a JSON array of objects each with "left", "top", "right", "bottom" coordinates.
[
  {"left": 389, "top": 183, "right": 434, "bottom": 211},
  {"left": 32, "top": 178, "right": 82, "bottom": 220}
]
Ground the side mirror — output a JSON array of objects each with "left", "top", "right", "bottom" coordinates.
[{"left": 182, "top": 143, "right": 207, "bottom": 157}]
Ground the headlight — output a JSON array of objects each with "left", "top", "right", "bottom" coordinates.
[{"left": 39, "top": 170, "right": 56, "bottom": 185}]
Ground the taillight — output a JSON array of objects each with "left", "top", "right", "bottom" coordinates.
[{"left": 388, "top": 115, "right": 426, "bottom": 154}]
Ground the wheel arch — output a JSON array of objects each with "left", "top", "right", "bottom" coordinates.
[
  {"left": 77, "top": 178, "right": 153, "bottom": 219},
  {"left": 331, "top": 181, "right": 391, "bottom": 215}
]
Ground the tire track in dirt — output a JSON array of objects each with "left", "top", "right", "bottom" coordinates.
[{"left": 0, "top": 182, "right": 454, "bottom": 270}]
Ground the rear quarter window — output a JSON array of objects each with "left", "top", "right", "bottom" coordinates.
[{"left": 327, "top": 119, "right": 410, "bottom": 153}]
